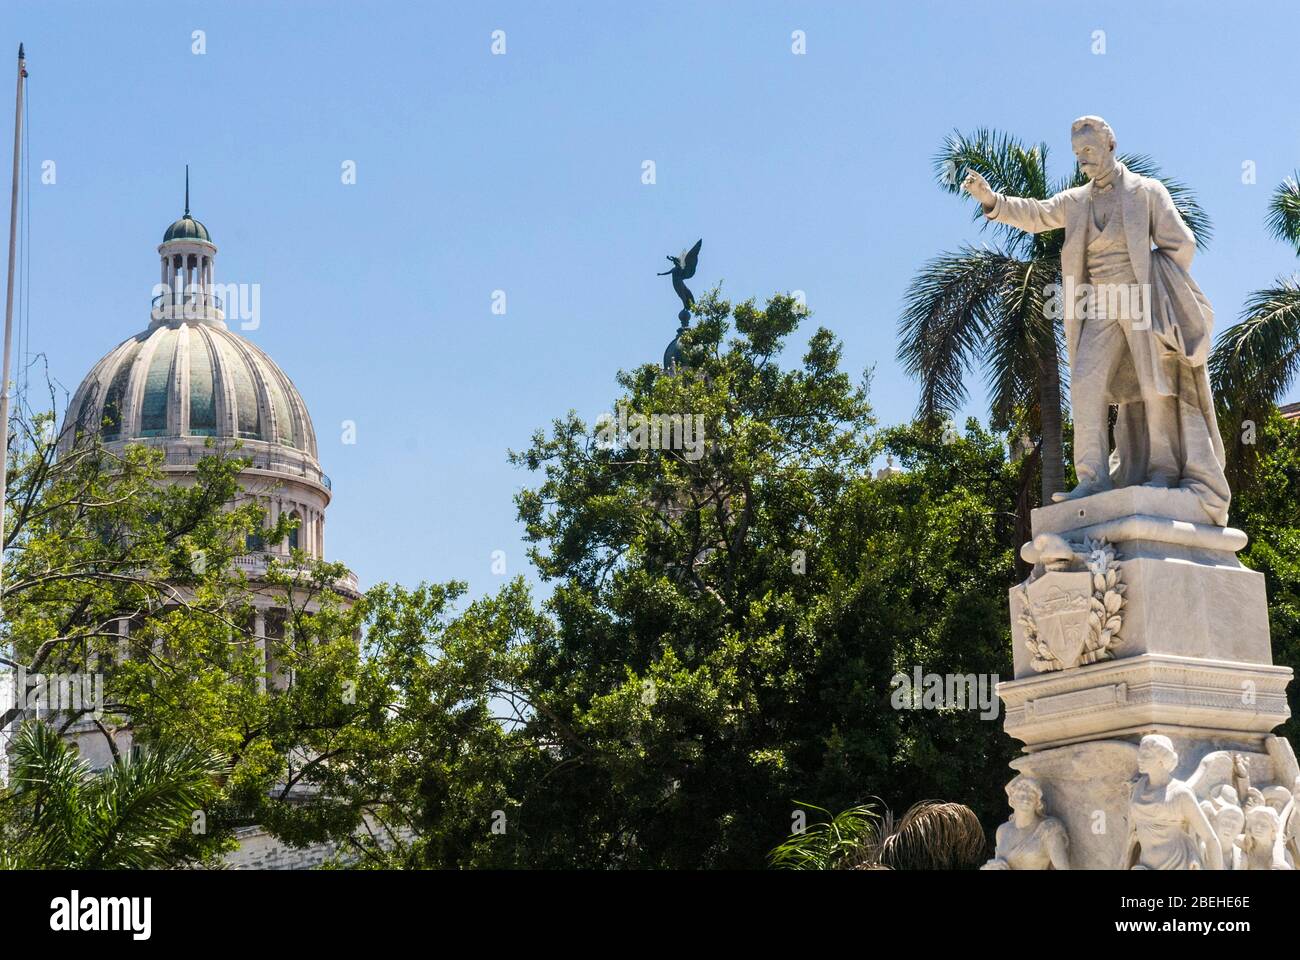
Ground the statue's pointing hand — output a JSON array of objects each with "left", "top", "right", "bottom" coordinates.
[{"left": 962, "top": 169, "right": 996, "bottom": 209}]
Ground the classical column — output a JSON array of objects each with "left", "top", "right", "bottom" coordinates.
[
  {"left": 269, "top": 499, "right": 279, "bottom": 546},
  {"left": 254, "top": 608, "right": 267, "bottom": 695}
]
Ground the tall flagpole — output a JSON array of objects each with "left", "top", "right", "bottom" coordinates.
[
  {"left": 0, "top": 45, "right": 27, "bottom": 772},
  {"left": 0, "top": 44, "right": 26, "bottom": 606}
]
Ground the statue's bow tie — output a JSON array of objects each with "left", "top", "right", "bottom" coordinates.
[{"left": 1094, "top": 181, "right": 1115, "bottom": 193}]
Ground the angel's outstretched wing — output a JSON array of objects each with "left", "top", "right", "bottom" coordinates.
[
  {"left": 1186, "top": 751, "right": 1237, "bottom": 800},
  {"left": 680, "top": 239, "right": 702, "bottom": 279}
]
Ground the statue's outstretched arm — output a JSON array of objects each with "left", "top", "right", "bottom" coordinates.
[{"left": 984, "top": 190, "right": 1068, "bottom": 235}]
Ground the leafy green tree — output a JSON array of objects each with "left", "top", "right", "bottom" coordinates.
[
  {"left": 241, "top": 577, "right": 546, "bottom": 868},
  {"left": 501, "top": 290, "right": 875, "bottom": 867},
  {"left": 0, "top": 397, "right": 538, "bottom": 868},
  {"left": 1, "top": 407, "right": 281, "bottom": 747},
  {"left": 495, "top": 291, "right": 1024, "bottom": 867},
  {"left": 0, "top": 404, "right": 368, "bottom": 861},
  {"left": 1226, "top": 409, "right": 1300, "bottom": 745},
  {"left": 811, "top": 417, "right": 1021, "bottom": 825}
]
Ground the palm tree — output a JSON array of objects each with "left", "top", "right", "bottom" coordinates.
[
  {"left": 1210, "top": 174, "right": 1300, "bottom": 424},
  {"left": 767, "top": 799, "right": 987, "bottom": 870},
  {"left": 899, "top": 129, "right": 1212, "bottom": 507},
  {"left": 0, "top": 720, "right": 223, "bottom": 869},
  {"left": 767, "top": 801, "right": 881, "bottom": 869}
]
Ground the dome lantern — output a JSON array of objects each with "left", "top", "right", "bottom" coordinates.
[{"left": 154, "top": 165, "right": 222, "bottom": 326}]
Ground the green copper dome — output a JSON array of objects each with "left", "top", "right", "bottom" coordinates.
[
  {"left": 162, "top": 214, "right": 211, "bottom": 243},
  {"left": 65, "top": 321, "right": 319, "bottom": 461}
]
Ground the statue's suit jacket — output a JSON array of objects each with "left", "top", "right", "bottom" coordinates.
[{"left": 985, "top": 162, "right": 1198, "bottom": 390}]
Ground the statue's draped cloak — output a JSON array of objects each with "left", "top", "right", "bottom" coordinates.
[{"left": 1109, "top": 251, "right": 1229, "bottom": 524}]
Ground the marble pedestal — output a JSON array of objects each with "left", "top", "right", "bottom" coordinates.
[{"left": 992, "top": 488, "right": 1297, "bottom": 869}]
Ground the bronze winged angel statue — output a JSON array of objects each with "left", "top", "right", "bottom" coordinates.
[{"left": 659, "top": 238, "right": 703, "bottom": 323}]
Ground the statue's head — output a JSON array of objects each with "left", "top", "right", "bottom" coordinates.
[
  {"left": 1136, "top": 734, "right": 1178, "bottom": 775},
  {"left": 1215, "top": 804, "right": 1245, "bottom": 843},
  {"left": 1006, "top": 775, "right": 1045, "bottom": 817},
  {"left": 1263, "top": 785, "right": 1291, "bottom": 813},
  {"left": 1070, "top": 115, "right": 1117, "bottom": 181},
  {"left": 1245, "top": 804, "right": 1280, "bottom": 845},
  {"left": 1214, "top": 783, "right": 1241, "bottom": 808}
]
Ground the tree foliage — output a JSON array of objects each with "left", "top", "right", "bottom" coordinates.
[{"left": 487, "top": 292, "right": 1023, "bottom": 867}]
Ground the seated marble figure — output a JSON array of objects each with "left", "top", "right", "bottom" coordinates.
[{"left": 982, "top": 776, "right": 1070, "bottom": 870}]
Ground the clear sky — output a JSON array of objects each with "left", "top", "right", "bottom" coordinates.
[{"left": 7, "top": 1, "right": 1299, "bottom": 598}]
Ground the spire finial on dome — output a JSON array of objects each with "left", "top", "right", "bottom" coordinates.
[{"left": 184, "top": 164, "right": 190, "bottom": 217}]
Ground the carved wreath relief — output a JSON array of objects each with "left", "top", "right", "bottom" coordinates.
[{"left": 1017, "top": 537, "right": 1125, "bottom": 672}]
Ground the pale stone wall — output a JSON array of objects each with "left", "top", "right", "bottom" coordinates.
[
  {"left": 221, "top": 819, "right": 414, "bottom": 870},
  {"left": 222, "top": 826, "right": 348, "bottom": 870}
]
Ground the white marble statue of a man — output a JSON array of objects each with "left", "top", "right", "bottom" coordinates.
[{"left": 962, "top": 116, "right": 1230, "bottom": 525}]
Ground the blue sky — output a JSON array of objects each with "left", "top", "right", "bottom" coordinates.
[{"left": 8, "top": 1, "right": 1300, "bottom": 597}]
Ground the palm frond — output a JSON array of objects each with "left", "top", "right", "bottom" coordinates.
[
  {"left": 81, "top": 740, "right": 225, "bottom": 869},
  {"left": 876, "top": 800, "right": 987, "bottom": 870},
  {"left": 935, "top": 129, "right": 1049, "bottom": 256},
  {"left": 1266, "top": 174, "right": 1300, "bottom": 253},
  {"left": 767, "top": 801, "right": 881, "bottom": 870},
  {"left": 6, "top": 720, "right": 90, "bottom": 868},
  {"left": 1210, "top": 277, "right": 1300, "bottom": 412},
  {"left": 2, "top": 721, "right": 224, "bottom": 869},
  {"left": 936, "top": 128, "right": 1050, "bottom": 200},
  {"left": 985, "top": 259, "right": 1064, "bottom": 429},
  {"left": 898, "top": 246, "right": 1023, "bottom": 418}
]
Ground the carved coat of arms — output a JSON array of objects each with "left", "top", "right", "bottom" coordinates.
[
  {"left": 1016, "top": 537, "right": 1125, "bottom": 672},
  {"left": 1025, "top": 572, "right": 1092, "bottom": 668}
]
